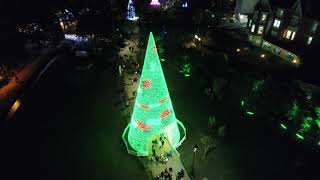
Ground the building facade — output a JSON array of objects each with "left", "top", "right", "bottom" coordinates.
[{"left": 247, "top": 0, "right": 319, "bottom": 65}]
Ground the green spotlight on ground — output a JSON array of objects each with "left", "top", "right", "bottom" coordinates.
[
  {"left": 241, "top": 100, "right": 244, "bottom": 106},
  {"left": 295, "top": 133, "right": 304, "bottom": 140},
  {"left": 280, "top": 123, "right": 287, "bottom": 129},
  {"left": 246, "top": 111, "right": 254, "bottom": 115}
]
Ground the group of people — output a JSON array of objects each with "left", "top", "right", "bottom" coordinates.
[
  {"left": 151, "top": 135, "right": 173, "bottom": 165},
  {"left": 129, "top": 46, "right": 135, "bottom": 52},
  {"left": 154, "top": 167, "right": 173, "bottom": 180},
  {"left": 154, "top": 167, "right": 185, "bottom": 180}
]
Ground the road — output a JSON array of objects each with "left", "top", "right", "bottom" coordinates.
[
  {"left": 0, "top": 54, "right": 147, "bottom": 180},
  {"left": 0, "top": 46, "right": 58, "bottom": 116}
]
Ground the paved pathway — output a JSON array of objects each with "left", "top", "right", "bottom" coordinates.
[{"left": 141, "top": 136, "right": 191, "bottom": 180}]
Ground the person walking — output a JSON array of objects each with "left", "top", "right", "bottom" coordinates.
[
  {"left": 161, "top": 139, "right": 165, "bottom": 148},
  {"left": 159, "top": 152, "right": 164, "bottom": 161},
  {"left": 160, "top": 171, "right": 164, "bottom": 179},
  {"left": 164, "top": 157, "right": 169, "bottom": 164},
  {"left": 167, "top": 150, "right": 173, "bottom": 158}
]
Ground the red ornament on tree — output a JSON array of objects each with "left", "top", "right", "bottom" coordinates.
[
  {"left": 160, "top": 109, "right": 170, "bottom": 119},
  {"left": 159, "top": 97, "right": 167, "bottom": 104},
  {"left": 143, "top": 80, "right": 151, "bottom": 89},
  {"left": 136, "top": 120, "right": 150, "bottom": 132},
  {"left": 140, "top": 104, "right": 150, "bottom": 110},
  {"left": 153, "top": 44, "right": 157, "bottom": 53}
]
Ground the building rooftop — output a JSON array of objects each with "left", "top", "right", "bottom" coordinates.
[
  {"left": 290, "top": 0, "right": 302, "bottom": 17},
  {"left": 269, "top": 0, "right": 296, "bottom": 10},
  {"left": 255, "top": 0, "right": 271, "bottom": 12}
]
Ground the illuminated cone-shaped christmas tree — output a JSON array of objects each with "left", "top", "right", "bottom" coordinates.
[
  {"left": 127, "top": 32, "right": 184, "bottom": 155},
  {"left": 150, "top": 0, "right": 160, "bottom": 6},
  {"left": 126, "top": 0, "right": 139, "bottom": 21}
]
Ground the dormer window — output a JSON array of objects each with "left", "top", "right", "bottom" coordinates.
[
  {"left": 248, "top": 19, "right": 252, "bottom": 27},
  {"left": 307, "top": 36, "right": 313, "bottom": 45},
  {"left": 260, "top": 14, "right": 267, "bottom": 22},
  {"left": 291, "top": 31, "right": 296, "bottom": 40},
  {"left": 285, "top": 30, "right": 292, "bottom": 39},
  {"left": 258, "top": 26, "right": 264, "bottom": 35},
  {"left": 273, "top": 19, "right": 281, "bottom": 28},
  {"left": 251, "top": 24, "right": 255, "bottom": 33}
]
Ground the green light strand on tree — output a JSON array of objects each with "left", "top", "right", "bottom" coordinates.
[
  {"left": 246, "top": 111, "right": 254, "bottom": 115},
  {"left": 127, "top": 32, "right": 184, "bottom": 155},
  {"left": 296, "top": 133, "right": 304, "bottom": 140},
  {"left": 280, "top": 123, "right": 287, "bottom": 130}
]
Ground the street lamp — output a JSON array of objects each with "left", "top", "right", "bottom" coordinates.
[{"left": 191, "top": 144, "right": 198, "bottom": 177}]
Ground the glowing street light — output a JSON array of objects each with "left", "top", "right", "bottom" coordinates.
[
  {"left": 236, "top": 48, "right": 240, "bottom": 52},
  {"left": 191, "top": 144, "right": 198, "bottom": 177},
  {"left": 194, "top": 34, "right": 201, "bottom": 41},
  {"left": 261, "top": 54, "right": 266, "bottom": 58},
  {"left": 292, "top": 59, "right": 299, "bottom": 64}
]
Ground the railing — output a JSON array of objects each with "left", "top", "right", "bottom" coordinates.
[{"left": 122, "top": 119, "right": 187, "bottom": 157}]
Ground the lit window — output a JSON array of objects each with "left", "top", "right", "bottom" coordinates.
[
  {"left": 248, "top": 19, "right": 252, "bottom": 27},
  {"left": 273, "top": 19, "right": 281, "bottom": 28},
  {"left": 285, "top": 30, "right": 292, "bottom": 39},
  {"left": 261, "top": 14, "right": 267, "bottom": 22},
  {"left": 291, "top": 31, "right": 296, "bottom": 40},
  {"left": 258, "top": 26, "right": 264, "bottom": 35},
  {"left": 307, "top": 36, "right": 313, "bottom": 45},
  {"left": 251, "top": 24, "right": 255, "bottom": 33}
]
